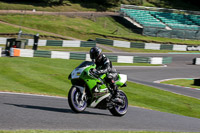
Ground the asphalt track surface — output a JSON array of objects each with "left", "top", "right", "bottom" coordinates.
[
  {"left": 1, "top": 92, "right": 200, "bottom": 132},
  {"left": 1, "top": 53, "right": 200, "bottom": 131},
  {"left": 116, "top": 53, "right": 200, "bottom": 99}
]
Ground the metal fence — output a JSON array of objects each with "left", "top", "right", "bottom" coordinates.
[{"left": 143, "top": 27, "right": 200, "bottom": 40}]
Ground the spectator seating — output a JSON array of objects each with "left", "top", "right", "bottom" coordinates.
[
  {"left": 121, "top": 8, "right": 166, "bottom": 28},
  {"left": 120, "top": 8, "right": 200, "bottom": 31},
  {"left": 150, "top": 12, "right": 199, "bottom": 30},
  {"left": 187, "top": 14, "right": 200, "bottom": 26}
]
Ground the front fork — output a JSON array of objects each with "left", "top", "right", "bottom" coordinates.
[{"left": 73, "top": 85, "right": 87, "bottom": 102}]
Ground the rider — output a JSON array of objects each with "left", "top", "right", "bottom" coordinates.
[{"left": 90, "top": 47, "right": 119, "bottom": 97}]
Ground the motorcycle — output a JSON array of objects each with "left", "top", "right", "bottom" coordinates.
[{"left": 68, "top": 61, "right": 128, "bottom": 116}]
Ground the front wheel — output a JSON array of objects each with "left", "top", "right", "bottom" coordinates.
[
  {"left": 68, "top": 86, "right": 87, "bottom": 113},
  {"left": 109, "top": 90, "right": 128, "bottom": 116}
]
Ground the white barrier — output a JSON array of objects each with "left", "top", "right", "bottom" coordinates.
[
  {"left": 0, "top": 37, "right": 7, "bottom": 45},
  {"left": 117, "top": 56, "right": 133, "bottom": 63},
  {"left": 28, "top": 39, "right": 34, "bottom": 46},
  {"left": 145, "top": 43, "right": 161, "bottom": 50},
  {"left": 113, "top": 40, "right": 130, "bottom": 48},
  {"left": 20, "top": 49, "right": 34, "bottom": 57},
  {"left": 51, "top": 51, "right": 70, "bottom": 59},
  {"left": 10, "top": 48, "right": 14, "bottom": 56},
  {"left": 38, "top": 40, "right": 47, "bottom": 46},
  {"left": 86, "top": 54, "right": 92, "bottom": 61},
  {"left": 62, "top": 41, "right": 81, "bottom": 47},
  {"left": 150, "top": 57, "right": 163, "bottom": 64},
  {"left": 8, "top": 48, "right": 172, "bottom": 64},
  {"left": 0, "top": 47, "right": 2, "bottom": 57},
  {"left": 187, "top": 46, "right": 200, "bottom": 51},
  {"left": 173, "top": 45, "right": 187, "bottom": 51},
  {"left": 195, "top": 58, "right": 200, "bottom": 65}
]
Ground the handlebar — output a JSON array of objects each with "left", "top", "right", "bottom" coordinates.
[
  {"left": 89, "top": 69, "right": 104, "bottom": 84},
  {"left": 89, "top": 69, "right": 99, "bottom": 78}
]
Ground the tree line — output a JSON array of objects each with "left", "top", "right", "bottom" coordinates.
[
  {"left": 1, "top": 0, "right": 120, "bottom": 6},
  {"left": 1, "top": 0, "right": 198, "bottom": 9}
]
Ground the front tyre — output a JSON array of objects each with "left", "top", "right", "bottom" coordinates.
[
  {"left": 109, "top": 90, "right": 128, "bottom": 116},
  {"left": 68, "top": 86, "right": 87, "bottom": 113}
]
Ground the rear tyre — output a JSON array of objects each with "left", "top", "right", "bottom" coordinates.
[
  {"left": 109, "top": 90, "right": 128, "bottom": 116},
  {"left": 68, "top": 86, "right": 87, "bottom": 113}
]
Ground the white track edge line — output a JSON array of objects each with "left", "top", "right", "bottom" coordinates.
[
  {"left": 154, "top": 78, "right": 192, "bottom": 83},
  {"left": 0, "top": 92, "right": 67, "bottom": 99},
  {"left": 115, "top": 65, "right": 167, "bottom": 68}
]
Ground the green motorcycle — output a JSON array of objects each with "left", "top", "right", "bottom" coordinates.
[{"left": 68, "top": 61, "right": 128, "bottom": 116}]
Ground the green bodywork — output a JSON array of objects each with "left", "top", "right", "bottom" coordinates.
[
  {"left": 69, "top": 61, "right": 126, "bottom": 103},
  {"left": 81, "top": 65, "right": 107, "bottom": 91}
]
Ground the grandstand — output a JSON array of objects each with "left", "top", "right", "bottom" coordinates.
[
  {"left": 121, "top": 8, "right": 167, "bottom": 29},
  {"left": 121, "top": 8, "right": 166, "bottom": 28},
  {"left": 120, "top": 5, "right": 200, "bottom": 40},
  {"left": 151, "top": 12, "right": 199, "bottom": 30}
]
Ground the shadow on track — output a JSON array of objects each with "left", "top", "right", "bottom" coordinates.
[{"left": 4, "top": 103, "right": 111, "bottom": 116}]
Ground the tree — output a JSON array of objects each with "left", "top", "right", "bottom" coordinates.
[
  {"left": 94, "top": 0, "right": 121, "bottom": 6},
  {"left": 43, "top": 0, "right": 64, "bottom": 5},
  {"left": 59, "top": 0, "right": 64, "bottom": 4}
]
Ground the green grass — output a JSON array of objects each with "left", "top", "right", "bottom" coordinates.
[
  {"left": 0, "top": 22, "right": 59, "bottom": 40},
  {"left": 0, "top": 57, "right": 77, "bottom": 96},
  {"left": 0, "top": 23, "right": 44, "bottom": 35},
  {"left": 0, "top": 44, "right": 5, "bottom": 47},
  {"left": 0, "top": 57, "right": 158, "bottom": 96},
  {"left": 0, "top": 23, "right": 21, "bottom": 33},
  {"left": 0, "top": 14, "right": 200, "bottom": 45},
  {"left": 122, "top": 81, "right": 200, "bottom": 118},
  {"left": 25, "top": 46, "right": 111, "bottom": 52},
  {"left": 161, "top": 79, "right": 200, "bottom": 89},
  {"left": 0, "top": 44, "right": 110, "bottom": 52},
  {"left": 1, "top": 57, "right": 200, "bottom": 119},
  {"left": 0, "top": 130, "right": 196, "bottom": 133}
]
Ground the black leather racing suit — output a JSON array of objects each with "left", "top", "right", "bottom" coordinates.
[{"left": 95, "top": 54, "right": 118, "bottom": 94}]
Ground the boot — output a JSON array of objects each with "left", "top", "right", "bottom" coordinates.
[
  {"left": 111, "top": 84, "right": 123, "bottom": 105},
  {"left": 110, "top": 83, "right": 117, "bottom": 96}
]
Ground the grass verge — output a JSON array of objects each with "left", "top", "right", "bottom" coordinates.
[
  {"left": 0, "top": 22, "right": 61, "bottom": 40},
  {"left": 101, "top": 44, "right": 200, "bottom": 53},
  {"left": 0, "top": 14, "right": 200, "bottom": 45},
  {"left": 25, "top": 46, "right": 111, "bottom": 52},
  {"left": 161, "top": 79, "right": 200, "bottom": 89},
  {"left": 0, "top": 45, "right": 111, "bottom": 52},
  {"left": 1, "top": 57, "right": 200, "bottom": 119},
  {"left": 0, "top": 130, "right": 193, "bottom": 133},
  {"left": 0, "top": 44, "right": 5, "bottom": 47},
  {"left": 0, "top": 22, "right": 48, "bottom": 35}
]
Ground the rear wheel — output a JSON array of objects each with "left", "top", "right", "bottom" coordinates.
[
  {"left": 68, "top": 86, "right": 87, "bottom": 113},
  {"left": 109, "top": 90, "right": 128, "bottom": 116}
]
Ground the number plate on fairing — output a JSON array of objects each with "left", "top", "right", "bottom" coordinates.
[{"left": 71, "top": 68, "right": 86, "bottom": 79}]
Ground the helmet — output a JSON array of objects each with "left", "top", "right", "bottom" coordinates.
[{"left": 90, "top": 47, "right": 102, "bottom": 61}]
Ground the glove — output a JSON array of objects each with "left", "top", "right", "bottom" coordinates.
[
  {"left": 92, "top": 69, "right": 100, "bottom": 75},
  {"left": 95, "top": 71, "right": 101, "bottom": 75}
]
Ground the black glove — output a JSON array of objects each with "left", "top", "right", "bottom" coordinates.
[{"left": 92, "top": 69, "right": 100, "bottom": 75}]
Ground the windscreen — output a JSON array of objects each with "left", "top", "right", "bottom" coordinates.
[{"left": 76, "top": 61, "right": 94, "bottom": 68}]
